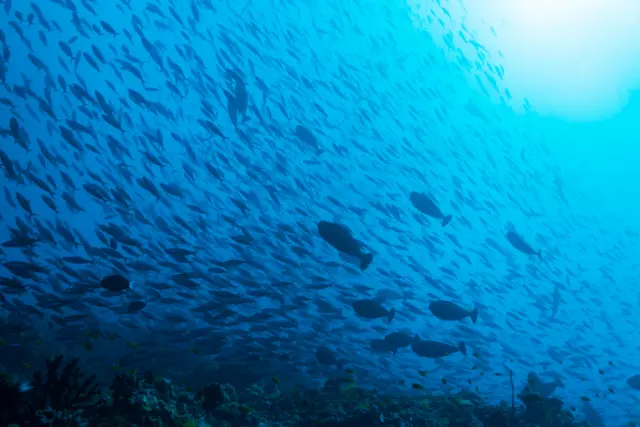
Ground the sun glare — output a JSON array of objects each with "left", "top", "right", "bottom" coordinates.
[{"left": 412, "top": 0, "right": 640, "bottom": 120}]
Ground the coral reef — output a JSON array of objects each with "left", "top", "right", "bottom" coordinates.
[{"left": 0, "top": 354, "right": 587, "bottom": 427}]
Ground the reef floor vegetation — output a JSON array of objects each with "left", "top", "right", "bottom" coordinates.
[{"left": 0, "top": 354, "right": 591, "bottom": 427}]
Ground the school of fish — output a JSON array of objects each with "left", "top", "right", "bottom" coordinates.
[{"left": 0, "top": 0, "right": 639, "bottom": 425}]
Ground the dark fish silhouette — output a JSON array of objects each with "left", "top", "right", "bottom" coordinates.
[
  {"left": 352, "top": 298, "right": 395, "bottom": 323},
  {"left": 370, "top": 338, "right": 394, "bottom": 354},
  {"left": 627, "top": 374, "right": 640, "bottom": 391},
  {"left": 384, "top": 332, "right": 418, "bottom": 355},
  {"left": 522, "top": 372, "right": 564, "bottom": 397},
  {"left": 429, "top": 300, "right": 478, "bottom": 323},
  {"left": 506, "top": 231, "right": 541, "bottom": 259},
  {"left": 295, "top": 125, "right": 324, "bottom": 155},
  {"left": 411, "top": 340, "right": 466, "bottom": 358},
  {"left": 409, "top": 191, "right": 452, "bottom": 226},
  {"left": 315, "top": 346, "right": 346, "bottom": 369},
  {"left": 100, "top": 275, "right": 131, "bottom": 292},
  {"left": 317, "top": 221, "right": 373, "bottom": 271},
  {"left": 127, "top": 301, "right": 146, "bottom": 313}
]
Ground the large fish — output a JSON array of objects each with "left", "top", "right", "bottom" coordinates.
[
  {"left": 411, "top": 340, "right": 466, "bottom": 358},
  {"left": 521, "top": 372, "right": 563, "bottom": 397},
  {"left": 429, "top": 300, "right": 478, "bottom": 323},
  {"left": 100, "top": 274, "right": 131, "bottom": 292},
  {"left": 627, "top": 374, "right": 640, "bottom": 391},
  {"left": 384, "top": 332, "right": 418, "bottom": 355},
  {"left": 316, "top": 346, "right": 346, "bottom": 369},
  {"left": 409, "top": 191, "right": 452, "bottom": 226},
  {"left": 317, "top": 221, "right": 373, "bottom": 270},
  {"left": 506, "top": 231, "right": 541, "bottom": 259},
  {"left": 352, "top": 299, "right": 395, "bottom": 323}
]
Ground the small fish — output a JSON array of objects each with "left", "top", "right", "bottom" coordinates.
[
  {"left": 295, "top": 125, "right": 324, "bottom": 155},
  {"left": 127, "top": 301, "right": 146, "bottom": 313}
]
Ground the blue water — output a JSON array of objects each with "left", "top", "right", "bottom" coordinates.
[{"left": 1, "top": 0, "right": 639, "bottom": 425}]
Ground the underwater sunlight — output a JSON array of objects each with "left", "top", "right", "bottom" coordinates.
[{"left": 1, "top": 0, "right": 640, "bottom": 426}]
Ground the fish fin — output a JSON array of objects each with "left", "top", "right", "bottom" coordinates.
[
  {"left": 441, "top": 215, "right": 453, "bottom": 227},
  {"left": 470, "top": 308, "right": 479, "bottom": 324},
  {"left": 360, "top": 253, "right": 373, "bottom": 271},
  {"left": 459, "top": 341, "right": 467, "bottom": 356},
  {"left": 388, "top": 308, "right": 395, "bottom": 324}
]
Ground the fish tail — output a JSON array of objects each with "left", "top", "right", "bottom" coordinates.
[
  {"left": 360, "top": 253, "right": 373, "bottom": 271},
  {"left": 459, "top": 341, "right": 467, "bottom": 356},
  {"left": 470, "top": 308, "right": 479, "bottom": 324},
  {"left": 388, "top": 308, "right": 395, "bottom": 324},
  {"left": 441, "top": 215, "right": 453, "bottom": 227}
]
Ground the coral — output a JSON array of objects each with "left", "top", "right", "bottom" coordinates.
[
  {"left": 0, "top": 373, "right": 25, "bottom": 424},
  {"left": 0, "top": 352, "right": 588, "bottom": 427},
  {"left": 521, "top": 393, "right": 567, "bottom": 426},
  {"left": 30, "top": 355, "right": 100, "bottom": 411},
  {"left": 109, "top": 369, "right": 139, "bottom": 411}
]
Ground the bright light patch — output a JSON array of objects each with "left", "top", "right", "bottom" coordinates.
[
  {"left": 414, "top": 0, "right": 640, "bottom": 120},
  {"left": 480, "top": 0, "right": 640, "bottom": 120}
]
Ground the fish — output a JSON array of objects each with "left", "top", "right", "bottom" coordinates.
[
  {"left": 429, "top": 300, "right": 478, "bottom": 323},
  {"left": 317, "top": 221, "right": 373, "bottom": 271},
  {"left": 522, "top": 372, "right": 564, "bottom": 397},
  {"left": 627, "top": 374, "right": 640, "bottom": 391},
  {"left": 411, "top": 340, "right": 466, "bottom": 358},
  {"left": 127, "top": 301, "right": 146, "bottom": 313},
  {"left": 316, "top": 346, "right": 346, "bottom": 369},
  {"left": 383, "top": 332, "right": 418, "bottom": 355},
  {"left": 100, "top": 275, "right": 131, "bottom": 292},
  {"left": 582, "top": 402, "right": 606, "bottom": 427},
  {"left": 505, "top": 231, "right": 541, "bottom": 259},
  {"left": 369, "top": 338, "right": 394, "bottom": 354},
  {"left": 295, "top": 125, "right": 324, "bottom": 155},
  {"left": 352, "top": 299, "right": 395, "bottom": 323},
  {"left": 409, "top": 191, "right": 452, "bottom": 226}
]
